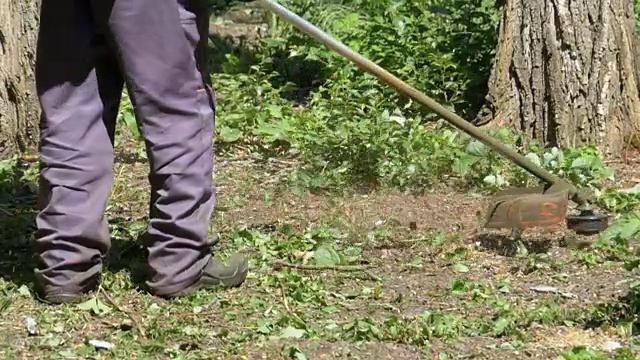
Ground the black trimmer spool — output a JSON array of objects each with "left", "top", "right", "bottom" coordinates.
[{"left": 565, "top": 208, "right": 610, "bottom": 236}]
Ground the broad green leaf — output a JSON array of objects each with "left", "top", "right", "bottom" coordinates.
[
  {"left": 218, "top": 127, "right": 243, "bottom": 143},
  {"left": 453, "top": 263, "right": 469, "bottom": 273},
  {"left": 524, "top": 152, "right": 541, "bottom": 166},
  {"left": 452, "top": 154, "right": 480, "bottom": 176},
  {"left": 77, "top": 297, "right": 112, "bottom": 316},
  {"left": 313, "top": 244, "right": 342, "bottom": 266},
  {"left": 273, "top": 326, "right": 305, "bottom": 339},
  {"left": 466, "top": 140, "right": 487, "bottom": 156},
  {"left": 570, "top": 157, "right": 591, "bottom": 169}
]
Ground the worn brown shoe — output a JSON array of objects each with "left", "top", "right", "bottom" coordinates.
[
  {"left": 39, "top": 276, "right": 99, "bottom": 305},
  {"left": 44, "top": 292, "right": 88, "bottom": 305},
  {"left": 162, "top": 253, "right": 249, "bottom": 298}
]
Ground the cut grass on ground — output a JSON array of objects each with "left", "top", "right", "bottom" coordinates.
[{"left": 0, "top": 136, "right": 639, "bottom": 359}]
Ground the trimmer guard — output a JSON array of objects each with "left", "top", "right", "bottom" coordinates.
[{"left": 485, "top": 182, "right": 571, "bottom": 230}]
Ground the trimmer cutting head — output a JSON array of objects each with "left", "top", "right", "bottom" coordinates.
[{"left": 484, "top": 181, "right": 609, "bottom": 235}]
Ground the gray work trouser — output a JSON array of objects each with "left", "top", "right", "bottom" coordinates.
[{"left": 34, "top": 0, "right": 216, "bottom": 296}]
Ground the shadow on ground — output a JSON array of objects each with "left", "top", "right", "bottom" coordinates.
[
  {"left": 0, "top": 160, "right": 39, "bottom": 288},
  {"left": 585, "top": 290, "right": 640, "bottom": 335},
  {"left": 472, "top": 233, "right": 556, "bottom": 257},
  {"left": 0, "top": 159, "right": 150, "bottom": 293}
]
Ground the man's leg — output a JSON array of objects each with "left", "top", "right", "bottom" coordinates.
[
  {"left": 106, "top": 0, "right": 247, "bottom": 297},
  {"left": 34, "top": 0, "right": 124, "bottom": 304}
]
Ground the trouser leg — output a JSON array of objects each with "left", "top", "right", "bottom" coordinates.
[
  {"left": 34, "top": 0, "right": 124, "bottom": 295},
  {"left": 187, "top": 0, "right": 212, "bottom": 87},
  {"left": 106, "top": 0, "right": 216, "bottom": 295}
]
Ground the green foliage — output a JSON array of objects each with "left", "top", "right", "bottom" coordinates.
[
  {"left": 600, "top": 185, "right": 640, "bottom": 213},
  {"left": 248, "top": 0, "right": 505, "bottom": 189},
  {"left": 204, "top": 0, "right": 629, "bottom": 195},
  {"left": 115, "top": 1, "right": 640, "bottom": 218},
  {"left": 560, "top": 346, "right": 638, "bottom": 360},
  {"left": 264, "top": 0, "right": 500, "bottom": 115},
  {"left": 116, "top": 0, "right": 511, "bottom": 191}
]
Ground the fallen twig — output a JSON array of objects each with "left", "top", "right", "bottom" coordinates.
[
  {"left": 279, "top": 282, "right": 292, "bottom": 313},
  {"left": 172, "top": 301, "right": 221, "bottom": 318},
  {"left": 278, "top": 281, "right": 308, "bottom": 322},
  {"left": 273, "top": 260, "right": 381, "bottom": 281},
  {"left": 100, "top": 288, "right": 146, "bottom": 338},
  {"left": 273, "top": 260, "right": 371, "bottom": 272},
  {"left": 20, "top": 154, "right": 39, "bottom": 163},
  {"left": 173, "top": 310, "right": 220, "bottom": 318}
]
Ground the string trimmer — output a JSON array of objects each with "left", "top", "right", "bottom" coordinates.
[{"left": 257, "top": 0, "right": 610, "bottom": 236}]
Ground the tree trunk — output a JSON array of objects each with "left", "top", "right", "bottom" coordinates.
[
  {"left": 0, "top": 0, "right": 40, "bottom": 159},
  {"left": 476, "top": 0, "right": 640, "bottom": 156}
]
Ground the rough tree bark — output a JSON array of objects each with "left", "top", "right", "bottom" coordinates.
[
  {"left": 0, "top": 0, "right": 40, "bottom": 158},
  {"left": 476, "top": 0, "right": 640, "bottom": 156}
]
